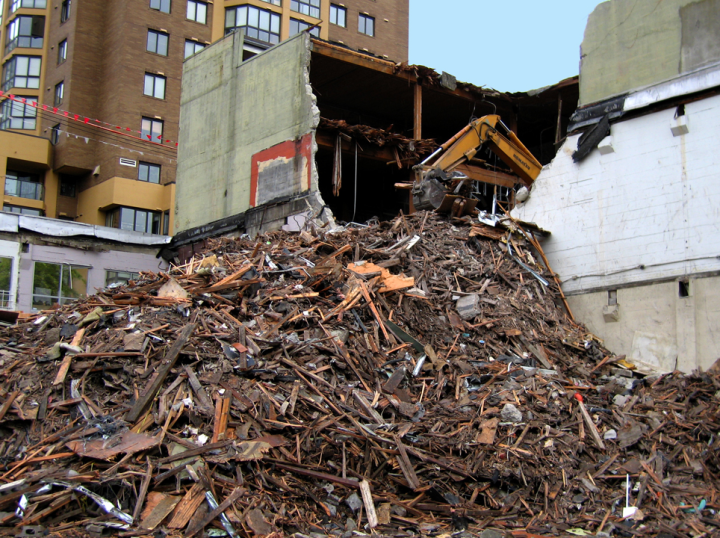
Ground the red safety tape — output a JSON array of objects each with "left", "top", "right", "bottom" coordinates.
[{"left": 0, "top": 92, "right": 179, "bottom": 148}]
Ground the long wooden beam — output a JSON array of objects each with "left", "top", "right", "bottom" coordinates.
[{"left": 454, "top": 164, "right": 517, "bottom": 189}]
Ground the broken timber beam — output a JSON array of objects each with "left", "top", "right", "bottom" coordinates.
[{"left": 126, "top": 322, "right": 197, "bottom": 423}]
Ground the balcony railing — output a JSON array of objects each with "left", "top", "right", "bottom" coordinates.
[
  {"left": 6, "top": 36, "right": 43, "bottom": 54},
  {"left": 5, "top": 178, "right": 43, "bottom": 200}
]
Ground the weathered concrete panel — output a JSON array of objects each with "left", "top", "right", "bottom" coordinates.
[
  {"left": 680, "top": 0, "right": 720, "bottom": 72},
  {"left": 566, "top": 276, "right": 720, "bottom": 373},
  {"left": 176, "top": 32, "right": 319, "bottom": 232},
  {"left": 579, "top": 0, "right": 720, "bottom": 105}
]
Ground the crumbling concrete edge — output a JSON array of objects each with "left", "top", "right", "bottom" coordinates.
[{"left": 301, "top": 33, "right": 337, "bottom": 231}]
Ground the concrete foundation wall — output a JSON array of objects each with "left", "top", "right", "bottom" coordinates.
[
  {"left": 580, "top": 0, "right": 720, "bottom": 104},
  {"left": 176, "top": 32, "right": 319, "bottom": 233},
  {"left": 512, "top": 94, "right": 720, "bottom": 372},
  {"left": 566, "top": 275, "right": 720, "bottom": 373}
]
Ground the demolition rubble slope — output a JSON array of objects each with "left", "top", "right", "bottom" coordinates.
[{"left": 0, "top": 211, "right": 718, "bottom": 538}]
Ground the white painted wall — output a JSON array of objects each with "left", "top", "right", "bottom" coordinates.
[
  {"left": 514, "top": 94, "right": 720, "bottom": 295},
  {"left": 512, "top": 93, "right": 720, "bottom": 372}
]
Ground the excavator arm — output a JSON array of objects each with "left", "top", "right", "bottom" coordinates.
[{"left": 412, "top": 115, "right": 541, "bottom": 214}]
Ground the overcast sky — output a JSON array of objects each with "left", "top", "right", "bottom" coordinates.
[{"left": 409, "top": 1, "right": 604, "bottom": 93}]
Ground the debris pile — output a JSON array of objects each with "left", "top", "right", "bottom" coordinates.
[{"left": 0, "top": 211, "right": 718, "bottom": 538}]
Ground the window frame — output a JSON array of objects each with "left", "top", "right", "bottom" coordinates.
[
  {"left": 143, "top": 72, "right": 166, "bottom": 99},
  {"left": 4, "top": 169, "right": 43, "bottom": 200},
  {"left": 60, "top": 0, "right": 71, "bottom": 23},
  {"left": 57, "top": 39, "right": 67, "bottom": 64},
  {"left": 0, "top": 96, "right": 37, "bottom": 130},
  {"left": 289, "top": 18, "right": 319, "bottom": 37},
  {"left": 2, "top": 55, "right": 42, "bottom": 91},
  {"left": 184, "top": 39, "right": 205, "bottom": 58},
  {"left": 106, "top": 206, "right": 162, "bottom": 234},
  {"left": 32, "top": 261, "right": 88, "bottom": 310},
  {"left": 5, "top": 15, "right": 45, "bottom": 53},
  {"left": 138, "top": 161, "right": 161, "bottom": 183},
  {"left": 146, "top": 29, "right": 169, "bottom": 56},
  {"left": 3, "top": 204, "right": 42, "bottom": 215},
  {"left": 141, "top": 117, "right": 163, "bottom": 142},
  {"left": 54, "top": 80, "right": 64, "bottom": 106},
  {"left": 51, "top": 123, "right": 61, "bottom": 144},
  {"left": 290, "top": 0, "right": 320, "bottom": 19},
  {"left": 358, "top": 13, "right": 374, "bottom": 36},
  {"left": 329, "top": 4, "right": 346, "bottom": 27},
  {"left": 149, "top": 0, "right": 171, "bottom": 13},
  {"left": 0, "top": 257, "right": 13, "bottom": 309},
  {"left": 106, "top": 270, "right": 141, "bottom": 287},
  {"left": 186, "top": 0, "right": 207, "bottom": 24},
  {"left": 224, "top": 5, "right": 281, "bottom": 45},
  {"left": 11, "top": 0, "right": 48, "bottom": 13}
]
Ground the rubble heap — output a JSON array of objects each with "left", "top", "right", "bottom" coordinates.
[{"left": 0, "top": 212, "right": 718, "bottom": 538}]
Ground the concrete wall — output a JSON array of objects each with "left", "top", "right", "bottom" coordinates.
[
  {"left": 580, "top": 0, "right": 720, "bottom": 104},
  {"left": 175, "top": 31, "right": 319, "bottom": 233},
  {"left": 512, "top": 94, "right": 720, "bottom": 372},
  {"left": 13, "top": 241, "right": 167, "bottom": 313},
  {"left": 566, "top": 276, "right": 720, "bottom": 373}
]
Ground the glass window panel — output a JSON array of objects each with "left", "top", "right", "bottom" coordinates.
[
  {"left": 248, "top": 6, "right": 259, "bottom": 27},
  {"left": 120, "top": 208, "right": 134, "bottom": 230},
  {"left": 135, "top": 210, "right": 147, "bottom": 233},
  {"left": 16, "top": 56, "right": 29, "bottom": 74},
  {"left": 270, "top": 13, "right": 280, "bottom": 33},
  {"left": 225, "top": 8, "right": 235, "bottom": 28},
  {"left": 144, "top": 74, "right": 153, "bottom": 95},
  {"left": 155, "top": 76, "right": 165, "bottom": 98},
  {"left": 197, "top": 2, "right": 207, "bottom": 23},
  {"left": 259, "top": 10, "right": 269, "bottom": 31},
  {"left": 238, "top": 6, "right": 247, "bottom": 26},
  {"left": 158, "top": 33, "right": 168, "bottom": 55}
]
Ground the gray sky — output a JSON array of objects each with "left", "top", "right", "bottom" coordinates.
[{"left": 409, "top": 0, "right": 604, "bottom": 93}]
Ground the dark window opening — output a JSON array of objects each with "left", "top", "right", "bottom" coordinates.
[
  {"left": 59, "top": 175, "right": 76, "bottom": 197},
  {"left": 679, "top": 280, "right": 690, "bottom": 298},
  {"left": 608, "top": 289, "right": 617, "bottom": 306}
]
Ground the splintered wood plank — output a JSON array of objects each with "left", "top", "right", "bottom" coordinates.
[
  {"left": 394, "top": 436, "right": 421, "bottom": 490},
  {"left": 141, "top": 494, "right": 181, "bottom": 530},
  {"left": 126, "top": 322, "right": 197, "bottom": 423},
  {"left": 167, "top": 483, "right": 206, "bottom": 529}
]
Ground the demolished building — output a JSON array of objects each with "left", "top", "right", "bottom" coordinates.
[
  {"left": 512, "top": 0, "right": 720, "bottom": 373},
  {"left": 171, "top": 31, "right": 578, "bottom": 256}
]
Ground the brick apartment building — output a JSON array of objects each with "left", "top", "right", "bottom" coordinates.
[{"left": 0, "top": 0, "right": 409, "bottom": 234}]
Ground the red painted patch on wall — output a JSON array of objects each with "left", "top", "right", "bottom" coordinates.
[{"left": 250, "top": 133, "right": 313, "bottom": 208}]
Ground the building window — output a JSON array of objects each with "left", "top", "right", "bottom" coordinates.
[
  {"left": 261, "top": 0, "right": 281, "bottom": 5},
  {"left": 146, "top": 29, "right": 169, "bottom": 56},
  {"left": 0, "top": 257, "right": 12, "bottom": 309},
  {"left": 289, "top": 18, "right": 319, "bottom": 37},
  {"left": 57, "top": 39, "right": 67, "bottom": 64},
  {"left": 4, "top": 170, "right": 43, "bottom": 200},
  {"left": 138, "top": 161, "right": 161, "bottom": 183},
  {"left": 6, "top": 15, "right": 45, "bottom": 53},
  {"left": 358, "top": 13, "right": 374, "bottom": 36},
  {"left": 225, "top": 6, "right": 280, "bottom": 45},
  {"left": 106, "top": 207, "right": 162, "bottom": 234},
  {"left": 184, "top": 39, "right": 205, "bottom": 58},
  {"left": 187, "top": 0, "right": 207, "bottom": 24},
  {"left": 106, "top": 270, "right": 140, "bottom": 287},
  {"left": 163, "top": 210, "right": 170, "bottom": 235},
  {"left": 290, "top": 0, "right": 319, "bottom": 18},
  {"left": 141, "top": 117, "right": 163, "bottom": 142},
  {"left": 60, "top": 0, "right": 71, "bottom": 22},
  {"left": 149, "top": 0, "right": 170, "bottom": 13},
  {"left": 329, "top": 4, "right": 345, "bottom": 27},
  {"left": 2, "top": 56, "right": 42, "bottom": 91},
  {"left": 51, "top": 123, "right": 61, "bottom": 144},
  {"left": 143, "top": 73, "right": 165, "bottom": 99},
  {"left": 59, "top": 175, "right": 75, "bottom": 197},
  {"left": 32, "top": 262, "right": 88, "bottom": 310},
  {"left": 54, "top": 81, "right": 64, "bottom": 106},
  {"left": 3, "top": 204, "right": 42, "bottom": 215},
  {"left": 0, "top": 96, "right": 37, "bottom": 130},
  {"left": 11, "top": 0, "right": 48, "bottom": 12}
]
